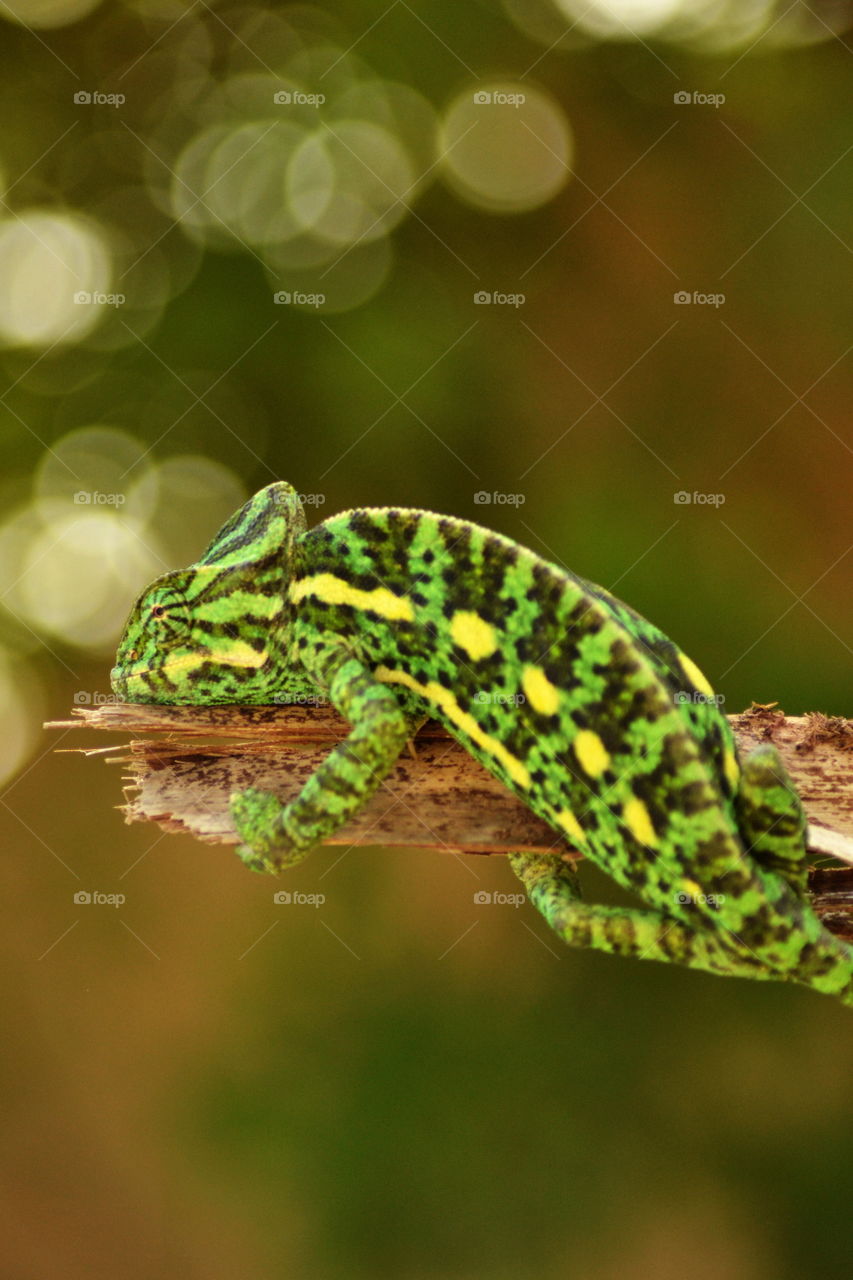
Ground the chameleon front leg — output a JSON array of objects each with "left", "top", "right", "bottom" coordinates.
[
  {"left": 231, "top": 644, "right": 417, "bottom": 873},
  {"left": 509, "top": 852, "right": 775, "bottom": 982}
]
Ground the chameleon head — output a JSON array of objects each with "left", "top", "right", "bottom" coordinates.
[{"left": 110, "top": 482, "right": 306, "bottom": 705}]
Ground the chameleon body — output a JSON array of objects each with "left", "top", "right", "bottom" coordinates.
[{"left": 111, "top": 483, "right": 853, "bottom": 1006}]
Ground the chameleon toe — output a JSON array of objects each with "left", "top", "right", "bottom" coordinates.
[{"left": 230, "top": 787, "right": 288, "bottom": 855}]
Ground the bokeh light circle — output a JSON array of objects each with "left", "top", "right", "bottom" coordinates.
[
  {"left": 555, "top": 0, "right": 685, "bottom": 37},
  {"left": 440, "top": 82, "right": 573, "bottom": 214},
  {"left": 16, "top": 512, "right": 165, "bottom": 649},
  {"left": 0, "top": 0, "right": 103, "bottom": 28},
  {"left": 0, "top": 496, "right": 164, "bottom": 652},
  {"left": 265, "top": 232, "right": 394, "bottom": 314},
  {"left": 137, "top": 454, "right": 247, "bottom": 569},
  {"left": 0, "top": 651, "right": 42, "bottom": 788},
  {"left": 1, "top": 430, "right": 251, "bottom": 655},
  {"left": 0, "top": 211, "right": 113, "bottom": 348},
  {"left": 288, "top": 121, "right": 415, "bottom": 245},
  {"left": 33, "top": 425, "right": 155, "bottom": 524},
  {"left": 207, "top": 121, "right": 310, "bottom": 248}
]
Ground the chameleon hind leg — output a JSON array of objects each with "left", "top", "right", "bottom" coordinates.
[
  {"left": 509, "top": 852, "right": 774, "bottom": 981},
  {"left": 231, "top": 642, "right": 417, "bottom": 873},
  {"left": 734, "top": 745, "right": 809, "bottom": 898}
]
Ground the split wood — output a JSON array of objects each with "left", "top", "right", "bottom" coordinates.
[{"left": 46, "top": 702, "right": 853, "bottom": 939}]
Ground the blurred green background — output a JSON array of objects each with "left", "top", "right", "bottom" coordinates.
[{"left": 1, "top": 2, "right": 852, "bottom": 1277}]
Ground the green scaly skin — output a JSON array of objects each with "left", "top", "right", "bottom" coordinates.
[{"left": 111, "top": 482, "right": 853, "bottom": 1007}]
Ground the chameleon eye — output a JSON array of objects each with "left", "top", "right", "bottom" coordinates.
[{"left": 149, "top": 598, "right": 188, "bottom": 628}]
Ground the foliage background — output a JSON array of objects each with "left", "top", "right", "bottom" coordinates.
[{"left": 1, "top": 2, "right": 851, "bottom": 1276}]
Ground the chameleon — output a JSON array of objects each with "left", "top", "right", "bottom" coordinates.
[{"left": 111, "top": 481, "right": 853, "bottom": 1006}]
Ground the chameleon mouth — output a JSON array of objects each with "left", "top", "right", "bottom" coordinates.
[
  {"left": 109, "top": 655, "right": 201, "bottom": 700},
  {"left": 112, "top": 652, "right": 212, "bottom": 682},
  {"left": 110, "top": 645, "right": 270, "bottom": 696},
  {"left": 110, "top": 665, "right": 150, "bottom": 700}
]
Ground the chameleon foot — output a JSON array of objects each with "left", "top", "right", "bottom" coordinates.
[{"left": 230, "top": 786, "right": 311, "bottom": 874}]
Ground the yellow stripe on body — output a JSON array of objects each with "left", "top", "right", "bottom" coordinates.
[
  {"left": 555, "top": 808, "right": 587, "bottom": 845},
  {"left": 290, "top": 574, "right": 414, "bottom": 622},
  {"left": 375, "top": 665, "right": 531, "bottom": 789},
  {"left": 677, "top": 652, "right": 715, "bottom": 699}
]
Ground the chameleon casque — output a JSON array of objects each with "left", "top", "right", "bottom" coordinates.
[{"left": 111, "top": 482, "right": 853, "bottom": 1006}]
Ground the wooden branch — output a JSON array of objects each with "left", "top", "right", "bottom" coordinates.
[{"left": 45, "top": 702, "right": 853, "bottom": 936}]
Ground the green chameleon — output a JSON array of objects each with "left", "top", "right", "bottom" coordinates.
[{"left": 111, "top": 482, "right": 852, "bottom": 1006}]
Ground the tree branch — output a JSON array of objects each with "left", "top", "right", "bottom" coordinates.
[{"left": 46, "top": 701, "right": 853, "bottom": 937}]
